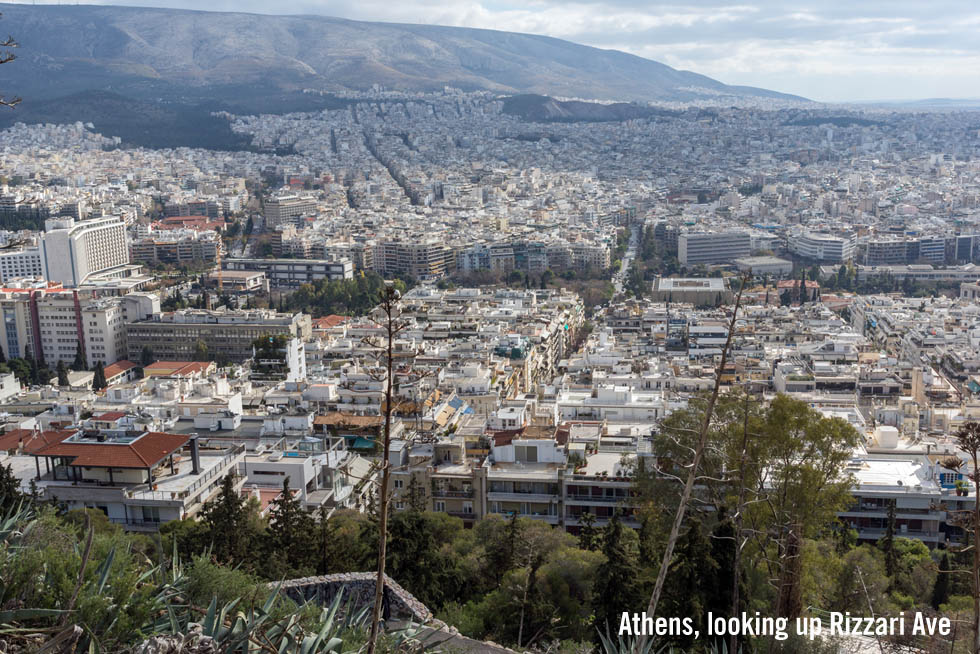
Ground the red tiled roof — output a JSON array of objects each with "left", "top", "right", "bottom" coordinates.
[
  {"left": 242, "top": 486, "right": 299, "bottom": 513},
  {"left": 312, "top": 315, "right": 350, "bottom": 329},
  {"left": 489, "top": 428, "right": 525, "bottom": 446},
  {"left": 34, "top": 431, "right": 189, "bottom": 469},
  {"left": 0, "top": 428, "right": 75, "bottom": 454},
  {"left": 104, "top": 360, "right": 138, "bottom": 379}
]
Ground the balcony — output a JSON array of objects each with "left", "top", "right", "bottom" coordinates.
[
  {"left": 487, "top": 491, "right": 559, "bottom": 502},
  {"left": 107, "top": 517, "right": 162, "bottom": 532},
  {"left": 432, "top": 488, "right": 474, "bottom": 499},
  {"left": 565, "top": 493, "right": 632, "bottom": 504},
  {"left": 840, "top": 506, "right": 939, "bottom": 519},
  {"left": 855, "top": 527, "right": 941, "bottom": 542},
  {"left": 489, "top": 511, "right": 559, "bottom": 524}
]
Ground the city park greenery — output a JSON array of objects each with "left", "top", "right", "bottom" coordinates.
[{"left": 1, "top": 394, "right": 975, "bottom": 652}]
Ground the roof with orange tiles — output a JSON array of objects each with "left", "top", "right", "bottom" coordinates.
[
  {"left": 33, "top": 431, "right": 189, "bottom": 469},
  {"left": 143, "top": 361, "right": 215, "bottom": 377},
  {"left": 0, "top": 428, "right": 76, "bottom": 454},
  {"left": 242, "top": 486, "right": 300, "bottom": 513},
  {"left": 312, "top": 315, "right": 350, "bottom": 329},
  {"left": 104, "top": 360, "right": 138, "bottom": 379}
]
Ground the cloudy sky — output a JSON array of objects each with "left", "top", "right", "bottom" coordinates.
[{"left": 18, "top": 0, "right": 980, "bottom": 102}]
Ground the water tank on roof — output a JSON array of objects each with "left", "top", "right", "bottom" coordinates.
[{"left": 877, "top": 425, "right": 900, "bottom": 449}]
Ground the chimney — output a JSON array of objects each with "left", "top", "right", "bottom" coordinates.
[{"left": 190, "top": 435, "right": 201, "bottom": 475}]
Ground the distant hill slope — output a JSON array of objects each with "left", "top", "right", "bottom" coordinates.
[{"left": 0, "top": 3, "right": 803, "bottom": 104}]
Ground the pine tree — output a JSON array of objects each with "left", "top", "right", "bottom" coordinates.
[
  {"left": 92, "top": 361, "right": 107, "bottom": 391},
  {"left": 932, "top": 551, "right": 951, "bottom": 610},
  {"left": 267, "top": 477, "right": 315, "bottom": 574},
  {"left": 405, "top": 476, "right": 427, "bottom": 513},
  {"left": 27, "top": 354, "right": 40, "bottom": 386},
  {"left": 201, "top": 473, "right": 250, "bottom": 564},
  {"left": 592, "top": 516, "right": 641, "bottom": 638},
  {"left": 578, "top": 512, "right": 600, "bottom": 551},
  {"left": 661, "top": 519, "right": 717, "bottom": 650},
  {"left": 708, "top": 511, "right": 750, "bottom": 651},
  {"left": 192, "top": 340, "right": 209, "bottom": 362},
  {"left": 881, "top": 499, "right": 897, "bottom": 578},
  {"left": 56, "top": 360, "right": 69, "bottom": 386},
  {"left": 0, "top": 462, "right": 24, "bottom": 512},
  {"left": 140, "top": 345, "right": 155, "bottom": 367},
  {"left": 71, "top": 344, "right": 86, "bottom": 371},
  {"left": 485, "top": 513, "right": 522, "bottom": 584}
]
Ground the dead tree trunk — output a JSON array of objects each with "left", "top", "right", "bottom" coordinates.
[
  {"left": 366, "top": 286, "right": 399, "bottom": 654},
  {"left": 638, "top": 276, "right": 746, "bottom": 653}
]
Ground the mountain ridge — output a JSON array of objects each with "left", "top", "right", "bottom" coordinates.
[{"left": 0, "top": 3, "right": 805, "bottom": 104}]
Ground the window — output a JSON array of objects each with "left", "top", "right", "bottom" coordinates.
[
  {"left": 434, "top": 501, "right": 446, "bottom": 512},
  {"left": 394, "top": 479, "right": 404, "bottom": 489},
  {"left": 515, "top": 445, "right": 538, "bottom": 463}
]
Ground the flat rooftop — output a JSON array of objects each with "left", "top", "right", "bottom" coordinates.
[
  {"left": 735, "top": 256, "right": 792, "bottom": 266},
  {"left": 655, "top": 277, "right": 728, "bottom": 291},
  {"left": 848, "top": 457, "right": 940, "bottom": 492}
]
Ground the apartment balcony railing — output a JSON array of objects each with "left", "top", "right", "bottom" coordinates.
[
  {"left": 108, "top": 517, "right": 162, "bottom": 530},
  {"left": 125, "top": 445, "right": 245, "bottom": 502},
  {"left": 565, "top": 494, "right": 631, "bottom": 504},
  {"left": 432, "top": 489, "right": 474, "bottom": 498}
]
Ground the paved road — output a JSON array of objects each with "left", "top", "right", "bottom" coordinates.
[{"left": 613, "top": 223, "right": 640, "bottom": 295}]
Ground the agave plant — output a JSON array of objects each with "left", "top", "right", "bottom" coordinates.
[
  {"left": 597, "top": 628, "right": 742, "bottom": 654},
  {"left": 0, "top": 504, "right": 432, "bottom": 654}
]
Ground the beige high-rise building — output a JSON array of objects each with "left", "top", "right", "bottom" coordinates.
[
  {"left": 263, "top": 195, "right": 316, "bottom": 228},
  {"left": 0, "top": 282, "right": 158, "bottom": 366},
  {"left": 375, "top": 238, "right": 455, "bottom": 280}
]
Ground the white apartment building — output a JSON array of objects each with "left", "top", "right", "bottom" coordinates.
[
  {"left": 0, "top": 247, "right": 44, "bottom": 283},
  {"left": 678, "top": 230, "right": 751, "bottom": 265},
  {"left": 19, "top": 430, "right": 247, "bottom": 531},
  {"left": 790, "top": 231, "right": 856, "bottom": 263},
  {"left": 40, "top": 216, "right": 130, "bottom": 287}
]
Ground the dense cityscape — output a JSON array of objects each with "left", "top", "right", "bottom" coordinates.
[{"left": 3, "top": 21, "right": 980, "bottom": 654}]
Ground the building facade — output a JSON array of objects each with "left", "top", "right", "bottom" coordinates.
[{"left": 125, "top": 309, "right": 312, "bottom": 363}]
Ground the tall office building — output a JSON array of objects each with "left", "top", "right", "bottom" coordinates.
[
  {"left": 263, "top": 195, "right": 317, "bottom": 227},
  {"left": 126, "top": 309, "right": 312, "bottom": 363},
  {"left": 789, "top": 232, "right": 857, "bottom": 263},
  {"left": 40, "top": 216, "right": 130, "bottom": 287},
  {"left": 678, "top": 230, "right": 751, "bottom": 265},
  {"left": 375, "top": 239, "right": 455, "bottom": 280}
]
